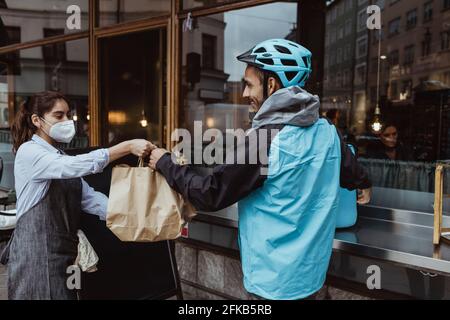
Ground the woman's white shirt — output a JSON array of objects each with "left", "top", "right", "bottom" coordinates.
[{"left": 14, "top": 134, "right": 110, "bottom": 220}]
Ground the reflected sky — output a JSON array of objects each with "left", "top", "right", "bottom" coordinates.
[{"left": 224, "top": 2, "right": 297, "bottom": 81}]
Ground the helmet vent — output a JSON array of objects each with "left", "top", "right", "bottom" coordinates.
[
  {"left": 285, "top": 71, "right": 298, "bottom": 82},
  {"left": 281, "top": 59, "right": 298, "bottom": 66},
  {"left": 274, "top": 45, "right": 291, "bottom": 54},
  {"left": 300, "top": 72, "right": 309, "bottom": 83},
  {"left": 257, "top": 58, "right": 274, "bottom": 65},
  {"left": 254, "top": 47, "right": 267, "bottom": 53},
  {"left": 301, "top": 56, "right": 309, "bottom": 67},
  {"left": 289, "top": 43, "right": 299, "bottom": 48}
]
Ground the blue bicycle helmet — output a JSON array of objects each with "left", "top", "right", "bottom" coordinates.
[{"left": 237, "top": 39, "right": 312, "bottom": 88}]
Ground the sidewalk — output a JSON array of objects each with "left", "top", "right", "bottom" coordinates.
[{"left": 0, "top": 262, "right": 373, "bottom": 300}]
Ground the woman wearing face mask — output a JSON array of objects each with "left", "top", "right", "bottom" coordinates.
[
  {"left": 1, "top": 91, "right": 154, "bottom": 300},
  {"left": 366, "top": 123, "right": 412, "bottom": 161}
]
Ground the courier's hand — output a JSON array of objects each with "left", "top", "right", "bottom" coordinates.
[
  {"left": 129, "top": 139, "right": 155, "bottom": 158},
  {"left": 357, "top": 188, "right": 372, "bottom": 205},
  {"left": 149, "top": 148, "right": 170, "bottom": 170}
]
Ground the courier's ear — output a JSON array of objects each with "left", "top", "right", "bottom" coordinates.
[{"left": 267, "top": 76, "right": 281, "bottom": 97}]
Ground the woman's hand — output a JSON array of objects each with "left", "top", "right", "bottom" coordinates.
[
  {"left": 129, "top": 139, "right": 155, "bottom": 158},
  {"left": 357, "top": 188, "right": 372, "bottom": 205},
  {"left": 108, "top": 139, "right": 156, "bottom": 163}
]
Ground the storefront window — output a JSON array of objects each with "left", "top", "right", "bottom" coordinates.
[
  {"left": 0, "top": 38, "right": 90, "bottom": 150},
  {"left": 180, "top": 0, "right": 450, "bottom": 212},
  {"left": 0, "top": 0, "right": 88, "bottom": 46},
  {"left": 98, "top": 0, "right": 170, "bottom": 28},
  {"left": 99, "top": 28, "right": 166, "bottom": 147},
  {"left": 323, "top": 0, "right": 450, "bottom": 211}
]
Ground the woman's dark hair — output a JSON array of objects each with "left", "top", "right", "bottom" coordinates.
[
  {"left": 380, "top": 122, "right": 398, "bottom": 134},
  {"left": 11, "top": 91, "right": 69, "bottom": 153}
]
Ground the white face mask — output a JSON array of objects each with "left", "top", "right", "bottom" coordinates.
[{"left": 41, "top": 118, "right": 76, "bottom": 143}]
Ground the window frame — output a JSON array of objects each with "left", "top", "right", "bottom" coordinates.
[
  {"left": 406, "top": 8, "right": 418, "bottom": 30},
  {"left": 423, "top": 1, "right": 434, "bottom": 23},
  {"left": 388, "top": 17, "right": 401, "bottom": 37}
]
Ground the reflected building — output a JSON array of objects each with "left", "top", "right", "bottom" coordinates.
[
  {"left": 368, "top": 0, "right": 450, "bottom": 106},
  {"left": 367, "top": 0, "right": 450, "bottom": 160},
  {"left": 181, "top": 13, "right": 232, "bottom": 133},
  {"left": 0, "top": 0, "right": 89, "bottom": 139},
  {"left": 323, "top": 0, "right": 359, "bottom": 132}
]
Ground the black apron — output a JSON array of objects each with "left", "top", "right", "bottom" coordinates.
[{"left": 1, "top": 178, "right": 82, "bottom": 300}]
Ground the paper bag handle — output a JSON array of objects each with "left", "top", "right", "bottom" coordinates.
[{"left": 138, "top": 157, "right": 145, "bottom": 168}]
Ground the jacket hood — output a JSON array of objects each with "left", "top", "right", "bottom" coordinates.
[{"left": 251, "top": 86, "right": 320, "bottom": 129}]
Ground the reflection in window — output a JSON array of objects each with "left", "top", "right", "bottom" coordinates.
[
  {"left": 0, "top": 38, "right": 90, "bottom": 149},
  {"left": 0, "top": 0, "right": 88, "bottom": 46},
  {"left": 185, "top": 0, "right": 450, "bottom": 199},
  {"left": 3, "top": 26, "right": 20, "bottom": 46},
  {"left": 404, "top": 45, "right": 415, "bottom": 66},
  {"left": 336, "top": 48, "right": 342, "bottom": 64},
  {"left": 388, "top": 17, "right": 401, "bottom": 37},
  {"left": 442, "top": 31, "right": 450, "bottom": 51},
  {"left": 389, "top": 49, "right": 399, "bottom": 66},
  {"left": 98, "top": 0, "right": 170, "bottom": 27},
  {"left": 406, "top": 9, "right": 417, "bottom": 30},
  {"left": 390, "top": 81, "right": 398, "bottom": 100},
  {"left": 3, "top": 26, "right": 21, "bottom": 75},
  {"left": 422, "top": 28, "right": 432, "bottom": 57},
  {"left": 344, "top": 44, "right": 352, "bottom": 61},
  {"left": 400, "top": 79, "right": 412, "bottom": 100},
  {"left": 356, "top": 36, "right": 367, "bottom": 58},
  {"left": 0, "top": 64, "right": 9, "bottom": 130},
  {"left": 344, "top": 19, "right": 352, "bottom": 36},
  {"left": 202, "top": 34, "right": 217, "bottom": 70},
  {"left": 181, "top": 2, "right": 299, "bottom": 145},
  {"left": 423, "top": 1, "right": 433, "bottom": 22},
  {"left": 445, "top": 0, "right": 450, "bottom": 10},
  {"left": 343, "top": 70, "right": 351, "bottom": 86},
  {"left": 357, "top": 9, "right": 366, "bottom": 32},
  {"left": 355, "top": 64, "right": 366, "bottom": 85},
  {"left": 322, "top": 0, "right": 450, "bottom": 197}
]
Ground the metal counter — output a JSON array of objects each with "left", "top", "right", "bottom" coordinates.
[{"left": 186, "top": 204, "right": 450, "bottom": 276}]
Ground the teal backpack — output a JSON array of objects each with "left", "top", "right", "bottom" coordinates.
[{"left": 336, "top": 144, "right": 358, "bottom": 228}]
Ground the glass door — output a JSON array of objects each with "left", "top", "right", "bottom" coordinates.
[{"left": 99, "top": 27, "right": 167, "bottom": 147}]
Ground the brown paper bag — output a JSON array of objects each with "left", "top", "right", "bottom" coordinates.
[{"left": 106, "top": 158, "right": 196, "bottom": 242}]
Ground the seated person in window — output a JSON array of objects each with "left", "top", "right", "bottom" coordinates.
[{"left": 366, "top": 124, "right": 411, "bottom": 161}]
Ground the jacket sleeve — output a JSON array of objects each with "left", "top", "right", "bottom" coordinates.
[
  {"left": 335, "top": 127, "right": 372, "bottom": 190},
  {"left": 155, "top": 126, "right": 282, "bottom": 212},
  {"left": 156, "top": 154, "right": 265, "bottom": 212}
]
